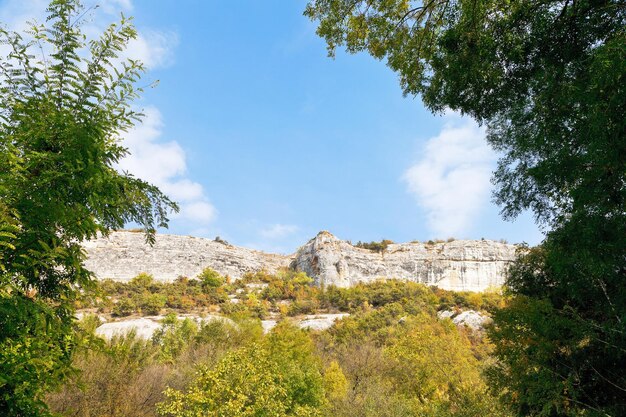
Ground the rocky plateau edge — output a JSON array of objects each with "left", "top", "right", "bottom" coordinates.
[{"left": 84, "top": 230, "right": 517, "bottom": 292}]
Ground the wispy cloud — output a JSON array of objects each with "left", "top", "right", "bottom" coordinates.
[
  {"left": 0, "top": 0, "right": 177, "bottom": 71},
  {"left": 118, "top": 107, "right": 217, "bottom": 227},
  {"left": 0, "top": 0, "right": 214, "bottom": 231},
  {"left": 241, "top": 223, "right": 302, "bottom": 254},
  {"left": 259, "top": 224, "right": 299, "bottom": 239},
  {"left": 124, "top": 29, "right": 178, "bottom": 69},
  {"left": 402, "top": 114, "right": 496, "bottom": 237}
]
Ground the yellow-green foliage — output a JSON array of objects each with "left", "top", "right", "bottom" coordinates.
[
  {"left": 323, "top": 361, "right": 348, "bottom": 401},
  {"left": 197, "top": 267, "right": 224, "bottom": 288},
  {"left": 158, "top": 345, "right": 293, "bottom": 417},
  {"left": 48, "top": 273, "right": 507, "bottom": 417},
  {"left": 385, "top": 315, "right": 483, "bottom": 405},
  {"left": 85, "top": 270, "right": 506, "bottom": 321},
  {"left": 56, "top": 273, "right": 512, "bottom": 417},
  {"left": 130, "top": 273, "right": 156, "bottom": 289},
  {"left": 157, "top": 324, "right": 325, "bottom": 417}
]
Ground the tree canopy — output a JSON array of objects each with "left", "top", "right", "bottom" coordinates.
[
  {"left": 306, "top": 0, "right": 625, "bottom": 415},
  {"left": 305, "top": 0, "right": 624, "bottom": 228},
  {"left": 0, "top": 1, "right": 177, "bottom": 414}
]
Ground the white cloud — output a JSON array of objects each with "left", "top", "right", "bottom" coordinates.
[
  {"left": 402, "top": 115, "right": 496, "bottom": 237},
  {"left": 0, "top": 1, "right": 209, "bottom": 228},
  {"left": 0, "top": 0, "right": 177, "bottom": 71},
  {"left": 179, "top": 201, "right": 217, "bottom": 224},
  {"left": 259, "top": 224, "right": 299, "bottom": 239},
  {"left": 122, "top": 29, "right": 178, "bottom": 70},
  {"left": 118, "top": 107, "right": 217, "bottom": 227},
  {"left": 161, "top": 179, "right": 205, "bottom": 202}
]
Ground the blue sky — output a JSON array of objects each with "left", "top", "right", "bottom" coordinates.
[{"left": 1, "top": 0, "right": 543, "bottom": 253}]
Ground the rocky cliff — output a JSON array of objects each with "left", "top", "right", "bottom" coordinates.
[
  {"left": 294, "top": 231, "right": 516, "bottom": 291},
  {"left": 84, "top": 231, "right": 517, "bottom": 291},
  {"left": 82, "top": 231, "right": 291, "bottom": 282}
]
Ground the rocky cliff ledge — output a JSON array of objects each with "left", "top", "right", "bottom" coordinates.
[
  {"left": 82, "top": 232, "right": 291, "bottom": 282},
  {"left": 295, "top": 231, "right": 516, "bottom": 291},
  {"left": 84, "top": 231, "right": 517, "bottom": 291}
]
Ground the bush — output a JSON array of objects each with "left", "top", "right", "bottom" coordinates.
[
  {"left": 288, "top": 298, "right": 320, "bottom": 316},
  {"left": 220, "top": 300, "right": 248, "bottom": 316},
  {"left": 129, "top": 273, "right": 155, "bottom": 289},
  {"left": 152, "top": 314, "right": 198, "bottom": 362},
  {"left": 354, "top": 239, "right": 394, "bottom": 253},
  {"left": 197, "top": 268, "right": 225, "bottom": 289},
  {"left": 140, "top": 294, "right": 167, "bottom": 315},
  {"left": 112, "top": 298, "right": 136, "bottom": 317}
]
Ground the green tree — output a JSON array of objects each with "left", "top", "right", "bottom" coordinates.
[
  {"left": 306, "top": 1, "right": 625, "bottom": 415},
  {"left": 266, "top": 321, "right": 326, "bottom": 410},
  {"left": 197, "top": 267, "right": 225, "bottom": 289},
  {"left": 386, "top": 316, "right": 509, "bottom": 416},
  {"left": 323, "top": 361, "right": 348, "bottom": 402},
  {"left": 158, "top": 343, "right": 323, "bottom": 417},
  {"left": 152, "top": 314, "right": 198, "bottom": 363},
  {"left": 0, "top": 1, "right": 177, "bottom": 414}
]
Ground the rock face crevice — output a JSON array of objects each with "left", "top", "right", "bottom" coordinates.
[{"left": 84, "top": 231, "right": 517, "bottom": 292}]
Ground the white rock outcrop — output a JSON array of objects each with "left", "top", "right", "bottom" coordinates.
[
  {"left": 95, "top": 317, "right": 162, "bottom": 340},
  {"left": 84, "top": 231, "right": 517, "bottom": 292},
  {"left": 298, "top": 313, "right": 350, "bottom": 331},
  {"left": 83, "top": 231, "right": 291, "bottom": 282},
  {"left": 437, "top": 309, "right": 493, "bottom": 330},
  {"left": 95, "top": 314, "right": 236, "bottom": 340},
  {"left": 293, "top": 231, "right": 516, "bottom": 291}
]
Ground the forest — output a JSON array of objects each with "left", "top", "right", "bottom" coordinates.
[{"left": 0, "top": 0, "right": 624, "bottom": 416}]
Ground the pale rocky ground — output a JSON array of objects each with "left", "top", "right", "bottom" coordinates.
[
  {"left": 94, "top": 314, "right": 236, "bottom": 339},
  {"left": 92, "top": 310, "right": 488, "bottom": 339},
  {"left": 93, "top": 313, "right": 351, "bottom": 339},
  {"left": 83, "top": 232, "right": 290, "bottom": 282},
  {"left": 84, "top": 230, "right": 517, "bottom": 292},
  {"left": 262, "top": 313, "right": 350, "bottom": 333},
  {"left": 295, "top": 313, "right": 350, "bottom": 331},
  {"left": 95, "top": 317, "right": 161, "bottom": 339},
  {"left": 437, "top": 309, "right": 493, "bottom": 330}
]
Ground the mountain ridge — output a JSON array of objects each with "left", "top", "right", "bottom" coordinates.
[{"left": 84, "top": 230, "right": 517, "bottom": 292}]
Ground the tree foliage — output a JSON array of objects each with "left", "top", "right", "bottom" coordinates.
[
  {"left": 305, "top": 0, "right": 625, "bottom": 415},
  {"left": 0, "top": 0, "right": 177, "bottom": 413},
  {"left": 305, "top": 0, "right": 624, "bottom": 228},
  {"left": 157, "top": 324, "right": 325, "bottom": 417}
]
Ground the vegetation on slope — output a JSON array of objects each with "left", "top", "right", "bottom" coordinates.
[
  {"left": 75, "top": 267, "right": 505, "bottom": 319},
  {"left": 48, "top": 269, "right": 511, "bottom": 417}
]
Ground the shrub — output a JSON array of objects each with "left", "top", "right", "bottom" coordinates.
[
  {"left": 129, "top": 273, "right": 155, "bottom": 289},
  {"left": 197, "top": 268, "right": 225, "bottom": 289},
  {"left": 288, "top": 298, "right": 320, "bottom": 316},
  {"left": 152, "top": 314, "right": 198, "bottom": 362},
  {"left": 354, "top": 239, "right": 394, "bottom": 253},
  {"left": 112, "top": 298, "right": 136, "bottom": 317},
  {"left": 158, "top": 343, "right": 323, "bottom": 417},
  {"left": 140, "top": 294, "right": 167, "bottom": 315}
]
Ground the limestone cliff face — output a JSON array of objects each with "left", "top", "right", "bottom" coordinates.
[
  {"left": 83, "top": 231, "right": 292, "bottom": 282},
  {"left": 292, "top": 231, "right": 517, "bottom": 291},
  {"left": 84, "top": 231, "right": 517, "bottom": 291}
]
